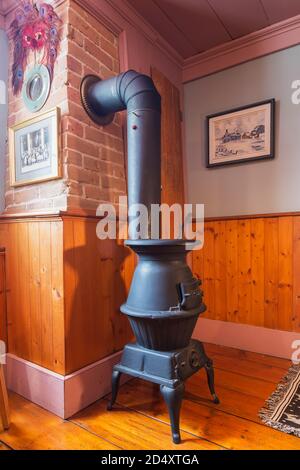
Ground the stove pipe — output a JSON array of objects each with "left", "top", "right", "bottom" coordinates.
[
  {"left": 81, "top": 70, "right": 161, "bottom": 239},
  {"left": 81, "top": 70, "right": 219, "bottom": 445}
]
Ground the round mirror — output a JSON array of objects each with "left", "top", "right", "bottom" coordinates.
[
  {"left": 28, "top": 74, "right": 43, "bottom": 101},
  {"left": 22, "top": 65, "right": 51, "bottom": 112}
]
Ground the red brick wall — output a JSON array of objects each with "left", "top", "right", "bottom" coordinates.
[
  {"left": 5, "top": 1, "right": 69, "bottom": 214},
  {"left": 65, "top": 1, "right": 126, "bottom": 213},
  {"left": 4, "top": 0, "right": 126, "bottom": 215}
]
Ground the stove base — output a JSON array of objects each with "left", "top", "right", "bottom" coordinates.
[{"left": 107, "top": 339, "right": 219, "bottom": 444}]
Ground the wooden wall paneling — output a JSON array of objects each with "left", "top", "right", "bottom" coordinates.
[
  {"left": 18, "top": 223, "right": 32, "bottom": 361},
  {"left": 202, "top": 223, "right": 215, "bottom": 319},
  {"left": 39, "top": 222, "right": 54, "bottom": 370},
  {"left": 63, "top": 217, "right": 134, "bottom": 374},
  {"left": 63, "top": 217, "right": 77, "bottom": 374},
  {"left": 151, "top": 68, "right": 185, "bottom": 208},
  {"left": 237, "top": 220, "right": 252, "bottom": 325},
  {"left": 9, "top": 223, "right": 24, "bottom": 358},
  {"left": 250, "top": 218, "right": 265, "bottom": 327},
  {"left": 0, "top": 216, "right": 135, "bottom": 375},
  {"left": 50, "top": 221, "right": 65, "bottom": 373},
  {"left": 214, "top": 221, "right": 227, "bottom": 321},
  {"left": 277, "top": 217, "right": 293, "bottom": 331},
  {"left": 0, "top": 252, "right": 7, "bottom": 345},
  {"left": 193, "top": 214, "right": 299, "bottom": 332},
  {"left": 0, "top": 219, "right": 65, "bottom": 374},
  {"left": 192, "top": 243, "right": 204, "bottom": 281},
  {"left": 113, "top": 239, "right": 136, "bottom": 350},
  {"left": 28, "top": 222, "right": 42, "bottom": 365},
  {"left": 264, "top": 218, "right": 279, "bottom": 329},
  {"left": 225, "top": 220, "right": 239, "bottom": 323},
  {"left": 292, "top": 216, "right": 300, "bottom": 332}
]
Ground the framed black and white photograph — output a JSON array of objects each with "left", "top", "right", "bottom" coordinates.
[
  {"left": 207, "top": 99, "right": 275, "bottom": 167},
  {"left": 9, "top": 107, "right": 61, "bottom": 187}
]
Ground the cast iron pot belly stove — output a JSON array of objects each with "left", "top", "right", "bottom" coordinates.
[{"left": 81, "top": 70, "right": 219, "bottom": 444}]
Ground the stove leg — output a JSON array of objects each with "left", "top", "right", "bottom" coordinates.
[
  {"left": 107, "top": 369, "right": 121, "bottom": 411},
  {"left": 160, "top": 383, "right": 185, "bottom": 445},
  {"left": 204, "top": 359, "right": 220, "bottom": 404}
]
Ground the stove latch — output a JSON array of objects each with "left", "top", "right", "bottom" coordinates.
[{"left": 178, "top": 278, "right": 202, "bottom": 310}]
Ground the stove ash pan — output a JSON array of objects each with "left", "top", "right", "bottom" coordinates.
[{"left": 120, "top": 240, "right": 206, "bottom": 351}]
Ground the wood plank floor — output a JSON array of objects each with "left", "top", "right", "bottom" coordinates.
[{"left": 0, "top": 343, "right": 299, "bottom": 450}]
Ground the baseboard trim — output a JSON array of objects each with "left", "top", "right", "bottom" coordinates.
[
  {"left": 5, "top": 350, "right": 126, "bottom": 419},
  {"left": 193, "top": 318, "right": 300, "bottom": 360},
  {"left": 7, "top": 321, "right": 298, "bottom": 418}
]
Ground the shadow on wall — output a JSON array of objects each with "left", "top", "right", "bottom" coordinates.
[
  {"left": 63, "top": 206, "right": 135, "bottom": 412},
  {"left": 0, "top": 29, "right": 8, "bottom": 214},
  {"left": 63, "top": 118, "right": 134, "bottom": 389}
]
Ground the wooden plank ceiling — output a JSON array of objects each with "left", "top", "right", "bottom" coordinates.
[{"left": 127, "top": 0, "right": 300, "bottom": 58}]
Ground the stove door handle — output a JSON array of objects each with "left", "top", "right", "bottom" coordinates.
[{"left": 179, "top": 279, "right": 203, "bottom": 310}]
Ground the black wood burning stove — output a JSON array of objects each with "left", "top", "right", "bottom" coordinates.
[{"left": 81, "top": 70, "right": 219, "bottom": 444}]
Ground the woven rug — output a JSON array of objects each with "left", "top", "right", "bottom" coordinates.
[{"left": 259, "top": 364, "right": 300, "bottom": 437}]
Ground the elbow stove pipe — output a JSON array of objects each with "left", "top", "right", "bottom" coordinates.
[{"left": 81, "top": 70, "right": 161, "bottom": 238}]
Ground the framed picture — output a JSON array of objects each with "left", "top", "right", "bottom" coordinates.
[
  {"left": 9, "top": 107, "right": 61, "bottom": 187},
  {"left": 207, "top": 99, "right": 275, "bottom": 168}
]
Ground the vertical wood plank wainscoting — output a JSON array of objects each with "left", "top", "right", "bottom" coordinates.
[
  {"left": 63, "top": 216, "right": 134, "bottom": 373},
  {"left": 0, "top": 218, "right": 65, "bottom": 373},
  {"left": 0, "top": 215, "right": 134, "bottom": 376},
  {"left": 192, "top": 214, "right": 300, "bottom": 353}
]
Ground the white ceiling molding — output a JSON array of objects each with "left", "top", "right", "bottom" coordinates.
[{"left": 183, "top": 14, "right": 300, "bottom": 83}]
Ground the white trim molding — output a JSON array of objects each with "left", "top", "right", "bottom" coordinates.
[
  {"left": 5, "top": 350, "right": 128, "bottom": 419},
  {"left": 194, "top": 318, "right": 300, "bottom": 360},
  {"left": 183, "top": 14, "right": 300, "bottom": 83}
]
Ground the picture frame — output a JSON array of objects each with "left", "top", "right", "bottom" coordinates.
[
  {"left": 206, "top": 99, "right": 275, "bottom": 168},
  {"left": 9, "top": 107, "right": 61, "bottom": 187}
]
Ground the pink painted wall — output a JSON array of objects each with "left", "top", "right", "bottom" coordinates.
[
  {"left": 81, "top": 0, "right": 183, "bottom": 93},
  {"left": 123, "top": 27, "right": 182, "bottom": 90},
  {"left": 194, "top": 318, "right": 300, "bottom": 360}
]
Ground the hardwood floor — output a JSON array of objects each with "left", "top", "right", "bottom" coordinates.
[{"left": 0, "top": 344, "right": 299, "bottom": 450}]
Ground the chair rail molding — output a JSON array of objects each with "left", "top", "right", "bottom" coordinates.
[{"left": 183, "top": 14, "right": 300, "bottom": 83}]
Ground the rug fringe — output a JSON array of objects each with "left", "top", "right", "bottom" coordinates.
[
  {"left": 259, "top": 419, "right": 300, "bottom": 438},
  {"left": 259, "top": 363, "right": 300, "bottom": 437}
]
